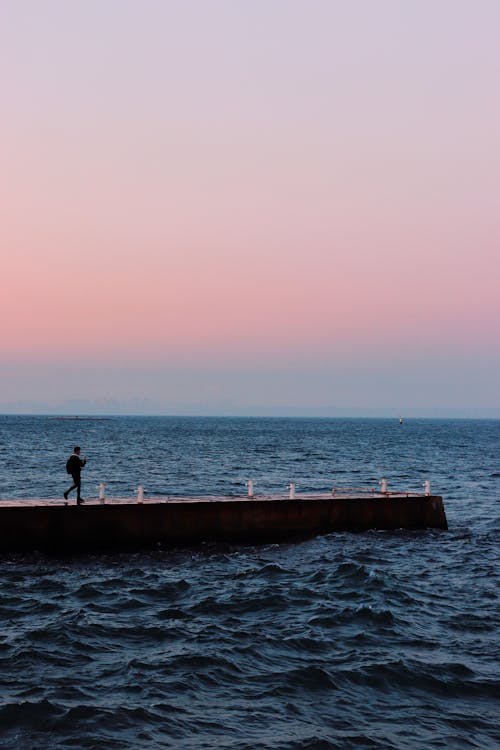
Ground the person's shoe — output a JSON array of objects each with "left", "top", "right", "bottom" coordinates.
[
  {"left": 64, "top": 492, "right": 69, "bottom": 500},
  {"left": 77, "top": 498, "right": 84, "bottom": 505}
]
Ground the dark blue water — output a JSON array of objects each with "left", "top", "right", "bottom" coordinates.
[{"left": 0, "top": 416, "right": 499, "bottom": 749}]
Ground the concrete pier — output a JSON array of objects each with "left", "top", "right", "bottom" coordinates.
[{"left": 0, "top": 493, "right": 447, "bottom": 553}]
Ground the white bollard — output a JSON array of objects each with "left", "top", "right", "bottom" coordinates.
[
  {"left": 98, "top": 482, "right": 106, "bottom": 504},
  {"left": 331, "top": 487, "right": 336, "bottom": 497},
  {"left": 246, "top": 479, "right": 254, "bottom": 498},
  {"left": 380, "top": 478, "right": 388, "bottom": 494},
  {"left": 137, "top": 485, "right": 144, "bottom": 504},
  {"left": 289, "top": 482, "right": 296, "bottom": 499},
  {"left": 424, "top": 480, "right": 431, "bottom": 496}
]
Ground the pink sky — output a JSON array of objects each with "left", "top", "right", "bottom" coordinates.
[{"left": 1, "top": 1, "right": 499, "bottom": 415}]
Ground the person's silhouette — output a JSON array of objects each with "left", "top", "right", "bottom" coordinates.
[{"left": 64, "top": 446, "right": 87, "bottom": 504}]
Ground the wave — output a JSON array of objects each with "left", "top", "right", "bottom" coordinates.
[{"left": 1, "top": 417, "right": 499, "bottom": 750}]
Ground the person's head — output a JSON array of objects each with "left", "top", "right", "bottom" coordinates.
[{"left": 73, "top": 446, "right": 81, "bottom": 454}]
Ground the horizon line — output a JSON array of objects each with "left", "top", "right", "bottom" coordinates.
[{"left": 1, "top": 412, "right": 499, "bottom": 421}]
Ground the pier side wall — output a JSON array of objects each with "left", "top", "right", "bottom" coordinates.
[{"left": 0, "top": 496, "right": 447, "bottom": 553}]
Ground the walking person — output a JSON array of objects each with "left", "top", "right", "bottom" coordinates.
[{"left": 64, "top": 446, "right": 87, "bottom": 504}]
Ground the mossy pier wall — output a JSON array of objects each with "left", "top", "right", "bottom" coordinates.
[{"left": 0, "top": 495, "right": 447, "bottom": 553}]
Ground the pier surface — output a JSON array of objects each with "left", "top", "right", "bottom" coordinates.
[{"left": 0, "top": 493, "right": 447, "bottom": 553}]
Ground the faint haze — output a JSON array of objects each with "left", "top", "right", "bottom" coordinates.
[
  {"left": 1, "top": 404, "right": 499, "bottom": 418},
  {"left": 1, "top": 1, "right": 499, "bottom": 415},
  {"left": 1, "top": 357, "right": 499, "bottom": 418}
]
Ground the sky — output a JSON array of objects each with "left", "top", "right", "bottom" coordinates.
[{"left": 1, "top": 0, "right": 499, "bottom": 416}]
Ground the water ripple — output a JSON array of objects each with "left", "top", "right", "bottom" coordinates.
[{"left": 0, "top": 417, "right": 499, "bottom": 749}]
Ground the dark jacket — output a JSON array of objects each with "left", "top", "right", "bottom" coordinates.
[{"left": 67, "top": 454, "right": 86, "bottom": 477}]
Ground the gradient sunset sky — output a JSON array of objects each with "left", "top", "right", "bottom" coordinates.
[{"left": 1, "top": 1, "right": 499, "bottom": 416}]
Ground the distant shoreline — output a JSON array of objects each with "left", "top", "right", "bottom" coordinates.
[
  {"left": 48, "top": 416, "right": 111, "bottom": 421},
  {"left": 0, "top": 413, "right": 498, "bottom": 421}
]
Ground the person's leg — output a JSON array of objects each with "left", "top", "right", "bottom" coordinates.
[
  {"left": 75, "top": 475, "right": 83, "bottom": 501},
  {"left": 64, "top": 482, "right": 77, "bottom": 499}
]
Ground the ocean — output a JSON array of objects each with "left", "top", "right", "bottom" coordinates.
[{"left": 0, "top": 415, "right": 498, "bottom": 749}]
